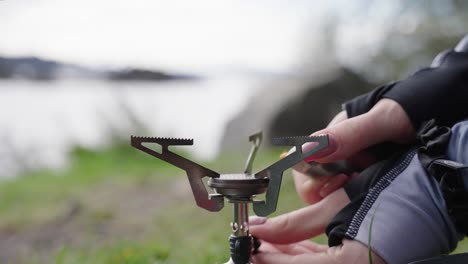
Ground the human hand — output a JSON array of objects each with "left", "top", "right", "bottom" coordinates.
[
  {"left": 294, "top": 98, "right": 415, "bottom": 204},
  {"left": 252, "top": 239, "right": 385, "bottom": 264},
  {"left": 250, "top": 189, "right": 385, "bottom": 264}
]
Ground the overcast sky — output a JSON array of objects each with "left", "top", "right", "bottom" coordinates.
[{"left": 0, "top": 0, "right": 353, "bottom": 73}]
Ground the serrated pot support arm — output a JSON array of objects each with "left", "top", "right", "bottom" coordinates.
[
  {"left": 253, "top": 135, "right": 328, "bottom": 216},
  {"left": 130, "top": 136, "right": 224, "bottom": 212},
  {"left": 130, "top": 134, "right": 328, "bottom": 216}
]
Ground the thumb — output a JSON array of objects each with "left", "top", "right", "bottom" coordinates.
[{"left": 309, "top": 99, "right": 414, "bottom": 163}]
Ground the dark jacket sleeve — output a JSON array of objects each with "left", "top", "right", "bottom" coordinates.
[{"left": 343, "top": 36, "right": 468, "bottom": 130}]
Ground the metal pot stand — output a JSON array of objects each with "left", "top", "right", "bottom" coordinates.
[{"left": 131, "top": 132, "right": 328, "bottom": 264}]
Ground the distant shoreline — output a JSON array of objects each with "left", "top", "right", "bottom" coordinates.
[{"left": 0, "top": 56, "right": 199, "bottom": 82}]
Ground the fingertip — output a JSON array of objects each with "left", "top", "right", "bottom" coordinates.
[
  {"left": 298, "top": 177, "right": 327, "bottom": 204},
  {"left": 249, "top": 216, "right": 267, "bottom": 226},
  {"left": 293, "top": 173, "right": 324, "bottom": 205},
  {"left": 319, "top": 174, "right": 349, "bottom": 198},
  {"left": 304, "top": 132, "right": 339, "bottom": 162}
]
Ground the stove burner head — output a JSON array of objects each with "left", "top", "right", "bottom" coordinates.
[{"left": 208, "top": 174, "right": 269, "bottom": 199}]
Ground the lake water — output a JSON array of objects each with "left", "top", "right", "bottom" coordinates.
[{"left": 0, "top": 76, "right": 266, "bottom": 177}]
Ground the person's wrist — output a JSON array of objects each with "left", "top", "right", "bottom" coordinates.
[{"left": 369, "top": 99, "right": 415, "bottom": 144}]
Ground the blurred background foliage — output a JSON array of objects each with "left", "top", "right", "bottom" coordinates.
[{"left": 0, "top": 0, "right": 467, "bottom": 263}]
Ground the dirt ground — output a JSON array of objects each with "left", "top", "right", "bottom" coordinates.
[{"left": 0, "top": 177, "right": 191, "bottom": 263}]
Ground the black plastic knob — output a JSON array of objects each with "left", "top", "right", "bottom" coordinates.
[{"left": 229, "top": 235, "right": 253, "bottom": 264}]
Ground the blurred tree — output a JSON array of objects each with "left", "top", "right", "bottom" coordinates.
[
  {"left": 328, "top": 0, "right": 468, "bottom": 82},
  {"left": 223, "top": 0, "right": 468, "bottom": 150}
]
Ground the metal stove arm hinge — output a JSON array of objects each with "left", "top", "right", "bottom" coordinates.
[
  {"left": 130, "top": 136, "right": 224, "bottom": 212},
  {"left": 244, "top": 132, "right": 263, "bottom": 175},
  {"left": 253, "top": 135, "right": 329, "bottom": 216}
]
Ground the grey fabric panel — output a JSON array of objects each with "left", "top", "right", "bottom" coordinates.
[
  {"left": 353, "top": 155, "right": 460, "bottom": 264},
  {"left": 447, "top": 120, "right": 468, "bottom": 189}
]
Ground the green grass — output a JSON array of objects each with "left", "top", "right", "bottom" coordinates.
[
  {"left": 0, "top": 142, "right": 313, "bottom": 263},
  {"left": 0, "top": 143, "right": 179, "bottom": 227},
  {"left": 0, "top": 142, "right": 466, "bottom": 263},
  {"left": 50, "top": 242, "right": 170, "bottom": 264}
]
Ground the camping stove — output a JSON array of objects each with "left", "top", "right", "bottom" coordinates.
[{"left": 131, "top": 133, "right": 328, "bottom": 264}]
